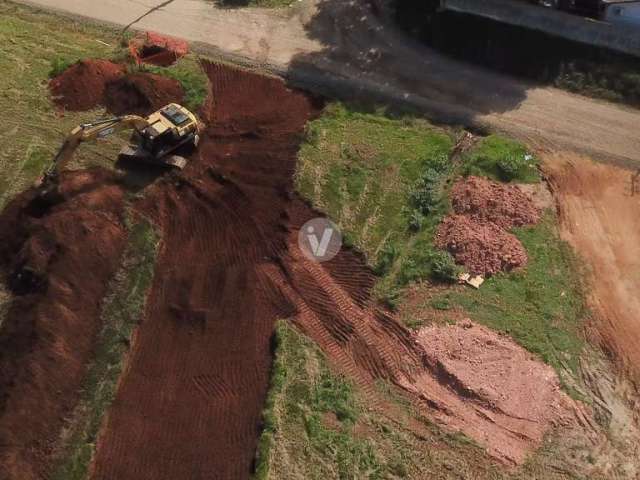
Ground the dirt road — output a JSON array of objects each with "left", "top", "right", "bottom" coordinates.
[{"left": 547, "top": 154, "right": 640, "bottom": 381}]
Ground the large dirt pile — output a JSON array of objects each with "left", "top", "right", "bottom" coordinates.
[
  {"left": 0, "top": 169, "right": 127, "bottom": 479},
  {"left": 436, "top": 176, "right": 541, "bottom": 275},
  {"left": 451, "top": 175, "right": 541, "bottom": 229},
  {"left": 50, "top": 59, "right": 125, "bottom": 111},
  {"left": 435, "top": 214, "right": 528, "bottom": 275},
  {"left": 50, "top": 61, "right": 183, "bottom": 115},
  {"left": 129, "top": 32, "right": 189, "bottom": 67},
  {"left": 104, "top": 73, "right": 184, "bottom": 116},
  {"left": 414, "top": 320, "right": 573, "bottom": 464}
]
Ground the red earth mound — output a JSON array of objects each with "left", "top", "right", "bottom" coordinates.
[
  {"left": 451, "top": 175, "right": 541, "bottom": 229},
  {"left": 129, "top": 32, "right": 189, "bottom": 67},
  {"left": 435, "top": 214, "right": 528, "bottom": 275},
  {"left": 104, "top": 73, "right": 184, "bottom": 116},
  {"left": 49, "top": 59, "right": 125, "bottom": 111},
  {"left": 0, "top": 169, "right": 127, "bottom": 479}
]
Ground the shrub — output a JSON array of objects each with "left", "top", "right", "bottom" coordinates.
[
  {"left": 429, "top": 250, "right": 460, "bottom": 283},
  {"left": 374, "top": 241, "right": 398, "bottom": 276},
  {"left": 49, "top": 56, "right": 75, "bottom": 78},
  {"left": 409, "top": 167, "right": 444, "bottom": 215}
]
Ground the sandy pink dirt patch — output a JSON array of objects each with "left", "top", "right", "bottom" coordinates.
[{"left": 412, "top": 320, "right": 575, "bottom": 464}]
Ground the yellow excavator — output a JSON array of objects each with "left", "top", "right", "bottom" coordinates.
[{"left": 38, "top": 103, "right": 201, "bottom": 193}]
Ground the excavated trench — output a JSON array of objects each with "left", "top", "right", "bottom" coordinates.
[{"left": 0, "top": 60, "right": 579, "bottom": 479}]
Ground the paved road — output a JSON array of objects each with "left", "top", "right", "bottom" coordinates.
[{"left": 15, "top": 0, "right": 640, "bottom": 166}]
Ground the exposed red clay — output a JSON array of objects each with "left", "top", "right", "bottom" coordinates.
[
  {"left": 435, "top": 176, "right": 542, "bottom": 276},
  {"left": 451, "top": 175, "right": 541, "bottom": 229},
  {"left": 0, "top": 169, "right": 127, "bottom": 480},
  {"left": 129, "top": 32, "right": 189, "bottom": 67},
  {"left": 435, "top": 214, "right": 528, "bottom": 276},
  {"left": 414, "top": 320, "right": 573, "bottom": 464},
  {"left": 49, "top": 60, "right": 125, "bottom": 111},
  {"left": 104, "top": 73, "right": 184, "bottom": 116},
  {"left": 89, "top": 62, "right": 319, "bottom": 480}
]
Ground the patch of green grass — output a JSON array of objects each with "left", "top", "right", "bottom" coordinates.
[
  {"left": 461, "top": 135, "right": 540, "bottom": 183},
  {"left": 49, "top": 55, "right": 77, "bottom": 78},
  {"left": 430, "top": 213, "right": 587, "bottom": 393},
  {"left": 145, "top": 56, "right": 209, "bottom": 111},
  {"left": 254, "top": 322, "right": 387, "bottom": 479},
  {"left": 296, "top": 103, "right": 455, "bottom": 296},
  {"left": 51, "top": 217, "right": 158, "bottom": 480}
]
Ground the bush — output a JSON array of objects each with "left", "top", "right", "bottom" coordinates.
[
  {"left": 49, "top": 56, "right": 75, "bottom": 78},
  {"left": 374, "top": 241, "right": 398, "bottom": 276},
  {"left": 408, "top": 167, "right": 445, "bottom": 215},
  {"left": 429, "top": 250, "right": 460, "bottom": 283}
]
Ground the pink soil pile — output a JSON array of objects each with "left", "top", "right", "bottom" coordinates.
[
  {"left": 436, "top": 176, "right": 542, "bottom": 276},
  {"left": 451, "top": 175, "right": 541, "bottom": 229},
  {"left": 129, "top": 32, "right": 189, "bottom": 67},
  {"left": 435, "top": 215, "right": 528, "bottom": 275},
  {"left": 414, "top": 320, "right": 573, "bottom": 464},
  {"left": 49, "top": 59, "right": 125, "bottom": 111}
]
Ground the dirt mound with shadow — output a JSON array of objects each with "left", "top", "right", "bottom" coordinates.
[
  {"left": 451, "top": 175, "right": 541, "bottom": 229},
  {"left": 0, "top": 169, "right": 127, "bottom": 479},
  {"left": 435, "top": 176, "right": 542, "bottom": 276},
  {"left": 129, "top": 32, "right": 189, "bottom": 67},
  {"left": 435, "top": 214, "right": 528, "bottom": 275},
  {"left": 104, "top": 73, "right": 184, "bottom": 116},
  {"left": 50, "top": 59, "right": 125, "bottom": 111}
]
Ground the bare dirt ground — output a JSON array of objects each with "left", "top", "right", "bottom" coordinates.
[
  {"left": 0, "top": 170, "right": 127, "bottom": 480},
  {"left": 546, "top": 154, "right": 640, "bottom": 382},
  {"left": 15, "top": 0, "right": 640, "bottom": 167}
]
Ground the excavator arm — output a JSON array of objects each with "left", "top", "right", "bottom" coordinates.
[{"left": 41, "top": 114, "right": 150, "bottom": 184}]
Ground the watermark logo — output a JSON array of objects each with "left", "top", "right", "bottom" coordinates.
[{"left": 298, "top": 218, "right": 342, "bottom": 263}]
